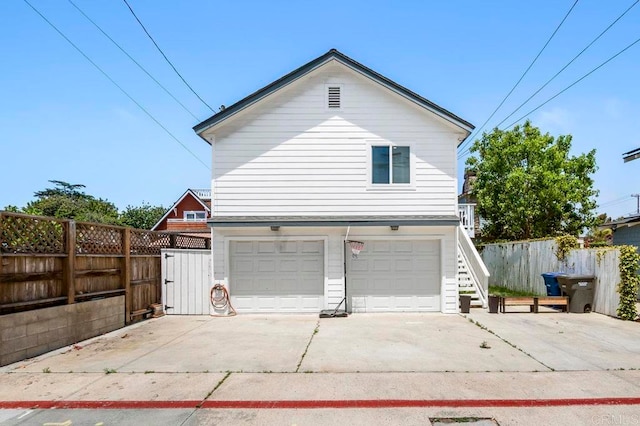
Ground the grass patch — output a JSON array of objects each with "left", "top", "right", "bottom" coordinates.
[{"left": 489, "top": 285, "right": 538, "bottom": 297}]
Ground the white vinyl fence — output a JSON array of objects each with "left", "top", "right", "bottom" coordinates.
[{"left": 481, "top": 239, "right": 622, "bottom": 317}]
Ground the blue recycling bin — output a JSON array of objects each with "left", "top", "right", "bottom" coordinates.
[{"left": 541, "top": 272, "right": 563, "bottom": 296}]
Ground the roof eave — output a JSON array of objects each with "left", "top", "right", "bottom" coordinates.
[{"left": 206, "top": 217, "right": 460, "bottom": 228}]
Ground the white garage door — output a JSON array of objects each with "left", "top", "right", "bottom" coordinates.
[
  {"left": 229, "top": 240, "right": 324, "bottom": 312},
  {"left": 347, "top": 240, "right": 440, "bottom": 312}
]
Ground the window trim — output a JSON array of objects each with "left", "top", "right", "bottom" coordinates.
[
  {"left": 366, "top": 141, "right": 416, "bottom": 191},
  {"left": 184, "top": 211, "right": 207, "bottom": 221}
]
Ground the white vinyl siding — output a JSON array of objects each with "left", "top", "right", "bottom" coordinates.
[{"left": 206, "top": 62, "right": 461, "bottom": 217}]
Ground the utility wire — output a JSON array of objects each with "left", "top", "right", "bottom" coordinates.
[
  {"left": 599, "top": 195, "right": 633, "bottom": 207},
  {"left": 502, "top": 35, "right": 640, "bottom": 129},
  {"left": 459, "top": 23, "right": 640, "bottom": 159},
  {"left": 67, "top": 0, "right": 201, "bottom": 121},
  {"left": 494, "top": 0, "right": 639, "bottom": 130},
  {"left": 122, "top": 0, "right": 215, "bottom": 113},
  {"left": 23, "top": 0, "right": 210, "bottom": 170},
  {"left": 457, "top": 0, "right": 580, "bottom": 158}
]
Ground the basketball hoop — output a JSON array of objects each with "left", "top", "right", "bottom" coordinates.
[{"left": 348, "top": 240, "right": 364, "bottom": 258}]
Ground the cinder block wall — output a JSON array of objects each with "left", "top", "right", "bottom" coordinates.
[{"left": 0, "top": 296, "right": 125, "bottom": 367}]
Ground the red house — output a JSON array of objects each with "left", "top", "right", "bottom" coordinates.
[{"left": 151, "top": 189, "right": 211, "bottom": 235}]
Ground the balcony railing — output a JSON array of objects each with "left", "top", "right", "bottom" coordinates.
[
  {"left": 458, "top": 203, "right": 475, "bottom": 238},
  {"left": 167, "top": 218, "right": 208, "bottom": 223},
  {"left": 192, "top": 189, "right": 211, "bottom": 200}
]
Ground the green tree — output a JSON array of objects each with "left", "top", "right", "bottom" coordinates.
[
  {"left": 23, "top": 180, "right": 121, "bottom": 225},
  {"left": 466, "top": 121, "right": 598, "bottom": 241},
  {"left": 120, "top": 202, "right": 166, "bottom": 230}
]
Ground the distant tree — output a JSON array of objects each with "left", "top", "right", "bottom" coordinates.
[
  {"left": 34, "top": 180, "right": 87, "bottom": 199},
  {"left": 120, "top": 202, "right": 166, "bottom": 230},
  {"left": 466, "top": 121, "right": 598, "bottom": 241},
  {"left": 23, "top": 180, "right": 121, "bottom": 225},
  {"left": 2, "top": 205, "right": 20, "bottom": 212}
]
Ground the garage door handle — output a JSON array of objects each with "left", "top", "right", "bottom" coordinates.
[{"left": 164, "top": 279, "right": 174, "bottom": 284}]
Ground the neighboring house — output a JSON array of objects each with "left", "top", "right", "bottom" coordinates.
[
  {"left": 152, "top": 189, "right": 212, "bottom": 235},
  {"left": 458, "top": 169, "right": 480, "bottom": 239},
  {"left": 193, "top": 49, "right": 487, "bottom": 314},
  {"left": 601, "top": 215, "right": 640, "bottom": 248}
]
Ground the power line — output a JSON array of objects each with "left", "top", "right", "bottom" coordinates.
[
  {"left": 457, "top": 0, "right": 580, "bottom": 159},
  {"left": 122, "top": 0, "right": 214, "bottom": 113},
  {"left": 502, "top": 34, "right": 640, "bottom": 129},
  {"left": 22, "top": 0, "right": 210, "bottom": 170},
  {"left": 67, "top": 0, "right": 201, "bottom": 121},
  {"left": 494, "top": 0, "right": 639, "bottom": 129},
  {"left": 599, "top": 195, "right": 633, "bottom": 207}
]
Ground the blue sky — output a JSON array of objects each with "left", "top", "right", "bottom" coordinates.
[{"left": 1, "top": 0, "right": 639, "bottom": 219}]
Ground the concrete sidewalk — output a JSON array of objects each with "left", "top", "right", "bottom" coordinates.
[{"left": 1, "top": 312, "right": 639, "bottom": 425}]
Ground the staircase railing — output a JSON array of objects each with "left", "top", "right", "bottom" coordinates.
[
  {"left": 458, "top": 224, "right": 490, "bottom": 308},
  {"left": 458, "top": 203, "right": 475, "bottom": 238}
]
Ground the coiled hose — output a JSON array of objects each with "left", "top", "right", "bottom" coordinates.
[{"left": 210, "top": 284, "right": 237, "bottom": 316}]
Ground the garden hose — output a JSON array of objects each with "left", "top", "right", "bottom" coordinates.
[{"left": 210, "top": 284, "right": 237, "bottom": 316}]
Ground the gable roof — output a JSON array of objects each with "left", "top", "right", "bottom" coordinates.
[
  {"left": 193, "top": 49, "right": 474, "bottom": 141},
  {"left": 151, "top": 189, "right": 211, "bottom": 231}
]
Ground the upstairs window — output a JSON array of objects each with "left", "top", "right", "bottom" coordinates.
[
  {"left": 184, "top": 211, "right": 207, "bottom": 221},
  {"left": 372, "top": 145, "right": 411, "bottom": 184}
]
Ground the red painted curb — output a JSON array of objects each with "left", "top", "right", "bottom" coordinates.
[
  {"left": 1, "top": 398, "right": 640, "bottom": 410},
  {"left": 199, "top": 398, "right": 640, "bottom": 409}
]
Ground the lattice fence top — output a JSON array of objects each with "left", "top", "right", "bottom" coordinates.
[
  {"left": 1, "top": 212, "right": 210, "bottom": 256},
  {"left": 76, "top": 223, "right": 123, "bottom": 255},
  {"left": 174, "top": 235, "right": 209, "bottom": 249},
  {"left": 0, "top": 213, "right": 65, "bottom": 254},
  {"left": 131, "top": 230, "right": 170, "bottom": 256}
]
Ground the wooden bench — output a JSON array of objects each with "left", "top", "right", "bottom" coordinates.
[{"left": 500, "top": 296, "right": 569, "bottom": 313}]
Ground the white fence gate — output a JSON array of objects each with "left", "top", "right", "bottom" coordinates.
[{"left": 161, "top": 249, "right": 212, "bottom": 315}]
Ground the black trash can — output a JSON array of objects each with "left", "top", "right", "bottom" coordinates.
[
  {"left": 488, "top": 295, "right": 500, "bottom": 313},
  {"left": 557, "top": 275, "right": 596, "bottom": 313},
  {"left": 459, "top": 295, "right": 471, "bottom": 313}
]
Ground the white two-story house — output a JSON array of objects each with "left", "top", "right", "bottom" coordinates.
[{"left": 193, "top": 49, "right": 487, "bottom": 314}]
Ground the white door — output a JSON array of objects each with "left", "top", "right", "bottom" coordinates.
[
  {"left": 229, "top": 240, "right": 324, "bottom": 312},
  {"left": 347, "top": 240, "right": 440, "bottom": 312},
  {"left": 162, "top": 249, "right": 212, "bottom": 315}
]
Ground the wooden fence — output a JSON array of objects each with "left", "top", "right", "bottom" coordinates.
[
  {"left": 481, "top": 239, "right": 623, "bottom": 317},
  {"left": 0, "top": 211, "right": 210, "bottom": 323}
]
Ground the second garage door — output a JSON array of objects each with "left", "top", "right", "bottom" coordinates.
[
  {"left": 229, "top": 240, "right": 324, "bottom": 312},
  {"left": 347, "top": 240, "right": 440, "bottom": 312}
]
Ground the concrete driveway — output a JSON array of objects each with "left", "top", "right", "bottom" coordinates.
[
  {"left": 2, "top": 310, "right": 638, "bottom": 374},
  {"left": 1, "top": 311, "right": 639, "bottom": 425}
]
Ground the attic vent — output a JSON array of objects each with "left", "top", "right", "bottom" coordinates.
[{"left": 327, "top": 86, "right": 341, "bottom": 109}]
